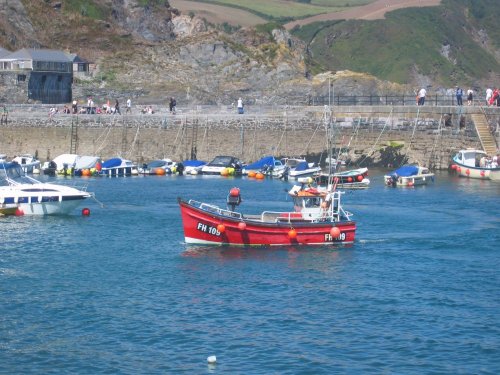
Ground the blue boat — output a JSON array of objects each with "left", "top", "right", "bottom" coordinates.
[
  {"left": 384, "top": 165, "right": 434, "bottom": 187},
  {"left": 242, "top": 156, "right": 285, "bottom": 177},
  {"left": 100, "top": 158, "right": 138, "bottom": 177}
]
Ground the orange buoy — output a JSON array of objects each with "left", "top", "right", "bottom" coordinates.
[
  {"left": 82, "top": 207, "right": 91, "bottom": 216},
  {"left": 347, "top": 177, "right": 353, "bottom": 183},
  {"left": 330, "top": 227, "right": 341, "bottom": 238},
  {"left": 238, "top": 222, "right": 247, "bottom": 230},
  {"left": 248, "top": 171, "right": 256, "bottom": 178},
  {"left": 217, "top": 224, "right": 226, "bottom": 233},
  {"left": 288, "top": 229, "right": 297, "bottom": 239},
  {"left": 155, "top": 168, "right": 166, "bottom": 175},
  {"left": 466, "top": 169, "right": 470, "bottom": 175},
  {"left": 255, "top": 173, "right": 264, "bottom": 180},
  {"left": 357, "top": 175, "right": 363, "bottom": 182},
  {"left": 81, "top": 169, "right": 91, "bottom": 177},
  {"left": 15, "top": 208, "right": 24, "bottom": 216},
  {"left": 230, "top": 187, "right": 240, "bottom": 197}
]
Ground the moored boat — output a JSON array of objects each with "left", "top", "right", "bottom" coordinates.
[
  {"left": 288, "top": 160, "right": 321, "bottom": 178},
  {"left": 1, "top": 162, "right": 91, "bottom": 215},
  {"left": 139, "top": 159, "right": 177, "bottom": 175},
  {"left": 315, "top": 167, "right": 370, "bottom": 189},
  {"left": 242, "top": 156, "right": 286, "bottom": 178},
  {"left": 11, "top": 154, "right": 41, "bottom": 174},
  {"left": 183, "top": 160, "right": 207, "bottom": 175},
  {"left": 384, "top": 165, "right": 434, "bottom": 187},
  {"left": 178, "top": 182, "right": 356, "bottom": 247},
  {"left": 201, "top": 155, "right": 242, "bottom": 176},
  {"left": 451, "top": 149, "right": 500, "bottom": 181},
  {"left": 100, "top": 157, "right": 138, "bottom": 177}
]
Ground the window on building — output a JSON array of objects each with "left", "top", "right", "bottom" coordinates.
[{"left": 17, "top": 74, "right": 26, "bottom": 82}]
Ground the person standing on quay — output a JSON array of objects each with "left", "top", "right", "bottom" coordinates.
[
  {"left": 467, "top": 88, "right": 474, "bottom": 106},
  {"left": 456, "top": 86, "right": 463, "bottom": 106},
  {"left": 126, "top": 98, "right": 131, "bottom": 113},
  {"left": 237, "top": 97, "right": 244, "bottom": 114},
  {"left": 418, "top": 87, "right": 426, "bottom": 106},
  {"left": 486, "top": 88, "right": 493, "bottom": 105},
  {"left": 114, "top": 99, "right": 121, "bottom": 115}
]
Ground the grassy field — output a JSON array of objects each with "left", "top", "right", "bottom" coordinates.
[
  {"left": 300, "top": 0, "right": 500, "bottom": 85},
  {"left": 178, "top": 0, "right": 375, "bottom": 20}
]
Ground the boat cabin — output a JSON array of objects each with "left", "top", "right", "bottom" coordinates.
[{"left": 454, "top": 149, "right": 487, "bottom": 167}]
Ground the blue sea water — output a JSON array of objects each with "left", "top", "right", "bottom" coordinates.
[{"left": 1, "top": 170, "right": 499, "bottom": 374}]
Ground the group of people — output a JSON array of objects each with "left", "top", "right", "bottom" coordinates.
[
  {"left": 415, "top": 86, "right": 500, "bottom": 106},
  {"left": 477, "top": 154, "right": 499, "bottom": 168}
]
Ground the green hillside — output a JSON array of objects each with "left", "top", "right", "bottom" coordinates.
[{"left": 293, "top": 0, "right": 500, "bottom": 86}]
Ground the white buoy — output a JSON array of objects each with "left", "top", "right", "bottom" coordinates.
[{"left": 207, "top": 355, "right": 217, "bottom": 364}]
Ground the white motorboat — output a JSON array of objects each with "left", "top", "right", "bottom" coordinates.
[
  {"left": 0, "top": 162, "right": 91, "bottom": 215},
  {"left": 384, "top": 165, "right": 435, "bottom": 187},
  {"left": 182, "top": 160, "right": 207, "bottom": 175},
  {"left": 451, "top": 149, "right": 500, "bottom": 181},
  {"left": 288, "top": 160, "right": 321, "bottom": 178},
  {"left": 11, "top": 154, "right": 41, "bottom": 174},
  {"left": 139, "top": 159, "right": 177, "bottom": 175},
  {"left": 201, "top": 155, "right": 242, "bottom": 175},
  {"left": 100, "top": 157, "right": 138, "bottom": 177}
]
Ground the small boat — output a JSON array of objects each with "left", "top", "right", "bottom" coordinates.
[
  {"left": 178, "top": 182, "right": 356, "bottom": 246},
  {"left": 384, "top": 165, "right": 435, "bottom": 187},
  {"left": 183, "top": 160, "right": 207, "bottom": 175},
  {"left": 139, "top": 159, "right": 177, "bottom": 175},
  {"left": 42, "top": 153, "right": 79, "bottom": 176},
  {"left": 451, "top": 149, "right": 500, "bottom": 181},
  {"left": 242, "top": 156, "right": 286, "bottom": 177},
  {"left": 11, "top": 154, "right": 41, "bottom": 174},
  {"left": 0, "top": 162, "right": 91, "bottom": 215},
  {"left": 288, "top": 160, "right": 321, "bottom": 178},
  {"left": 0, "top": 154, "right": 7, "bottom": 163},
  {"left": 201, "top": 155, "right": 242, "bottom": 176},
  {"left": 315, "top": 167, "right": 370, "bottom": 189},
  {"left": 100, "top": 158, "right": 138, "bottom": 177}
]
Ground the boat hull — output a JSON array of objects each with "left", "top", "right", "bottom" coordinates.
[
  {"left": 452, "top": 161, "right": 500, "bottom": 181},
  {"left": 179, "top": 200, "right": 356, "bottom": 246},
  {"left": 384, "top": 174, "right": 434, "bottom": 186}
]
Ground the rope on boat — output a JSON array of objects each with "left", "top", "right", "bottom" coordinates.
[{"left": 90, "top": 193, "right": 105, "bottom": 208}]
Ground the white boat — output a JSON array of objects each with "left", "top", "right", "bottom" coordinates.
[
  {"left": 315, "top": 167, "right": 370, "bottom": 189},
  {"left": 288, "top": 160, "right": 322, "bottom": 178},
  {"left": 182, "top": 160, "right": 207, "bottom": 175},
  {"left": 139, "top": 159, "right": 177, "bottom": 175},
  {"left": 384, "top": 165, "right": 435, "bottom": 187},
  {"left": 451, "top": 149, "right": 500, "bottom": 181},
  {"left": 42, "top": 153, "right": 80, "bottom": 176},
  {"left": 201, "top": 155, "right": 242, "bottom": 175},
  {"left": 0, "top": 162, "right": 91, "bottom": 215},
  {"left": 242, "top": 156, "right": 286, "bottom": 178},
  {"left": 11, "top": 154, "right": 41, "bottom": 174},
  {"left": 100, "top": 157, "right": 138, "bottom": 177}
]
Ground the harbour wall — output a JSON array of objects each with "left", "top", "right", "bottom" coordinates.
[{"left": 1, "top": 105, "right": 499, "bottom": 169}]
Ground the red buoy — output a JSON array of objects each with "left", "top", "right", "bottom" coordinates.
[
  {"left": 330, "top": 227, "right": 341, "bottom": 238},
  {"left": 15, "top": 208, "right": 24, "bottom": 216},
  {"left": 347, "top": 177, "right": 353, "bottom": 183},
  {"left": 230, "top": 187, "right": 240, "bottom": 197},
  {"left": 466, "top": 169, "right": 470, "bottom": 175},
  {"left": 357, "top": 175, "right": 363, "bottom": 182},
  {"left": 288, "top": 229, "right": 297, "bottom": 239},
  {"left": 456, "top": 167, "right": 461, "bottom": 173},
  {"left": 238, "top": 222, "right": 246, "bottom": 230},
  {"left": 217, "top": 224, "right": 226, "bottom": 233},
  {"left": 480, "top": 170, "right": 485, "bottom": 177},
  {"left": 82, "top": 207, "right": 91, "bottom": 216},
  {"left": 451, "top": 164, "right": 457, "bottom": 170}
]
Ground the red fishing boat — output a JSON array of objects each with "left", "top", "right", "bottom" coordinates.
[{"left": 178, "top": 181, "right": 356, "bottom": 246}]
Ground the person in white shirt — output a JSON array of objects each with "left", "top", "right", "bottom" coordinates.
[
  {"left": 126, "top": 98, "right": 131, "bottom": 113},
  {"left": 486, "top": 88, "right": 493, "bottom": 105},
  {"left": 418, "top": 88, "right": 426, "bottom": 106},
  {"left": 237, "top": 97, "right": 244, "bottom": 114}
]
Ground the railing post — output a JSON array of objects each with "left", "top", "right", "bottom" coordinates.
[{"left": 403, "top": 95, "right": 405, "bottom": 106}]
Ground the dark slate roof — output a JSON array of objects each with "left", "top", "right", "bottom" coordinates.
[
  {"left": 65, "top": 52, "right": 90, "bottom": 64},
  {"left": 1, "top": 48, "right": 71, "bottom": 62},
  {"left": 0, "top": 47, "right": 11, "bottom": 59}
]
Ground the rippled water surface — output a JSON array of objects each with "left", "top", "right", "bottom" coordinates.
[{"left": 1, "top": 170, "right": 499, "bottom": 374}]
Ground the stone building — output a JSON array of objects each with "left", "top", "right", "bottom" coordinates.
[{"left": 0, "top": 48, "right": 73, "bottom": 104}]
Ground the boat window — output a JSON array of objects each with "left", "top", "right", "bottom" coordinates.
[
  {"left": 0, "top": 164, "right": 34, "bottom": 185},
  {"left": 304, "top": 197, "right": 321, "bottom": 208},
  {"left": 209, "top": 156, "right": 234, "bottom": 166}
]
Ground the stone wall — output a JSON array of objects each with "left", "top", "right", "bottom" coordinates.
[{"left": 0, "top": 105, "right": 497, "bottom": 169}]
